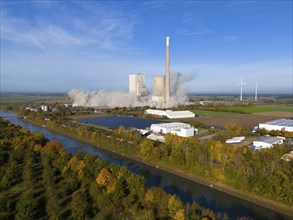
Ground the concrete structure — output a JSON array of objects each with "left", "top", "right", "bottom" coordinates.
[
  {"left": 253, "top": 136, "right": 285, "bottom": 150},
  {"left": 281, "top": 151, "right": 293, "bottom": 162},
  {"left": 152, "top": 76, "right": 165, "bottom": 102},
  {"left": 165, "top": 36, "right": 170, "bottom": 103},
  {"left": 225, "top": 136, "right": 245, "bottom": 144},
  {"left": 147, "top": 133, "right": 165, "bottom": 142},
  {"left": 259, "top": 119, "right": 293, "bottom": 132},
  {"left": 150, "top": 122, "right": 195, "bottom": 137},
  {"left": 129, "top": 74, "right": 147, "bottom": 96},
  {"left": 145, "top": 109, "right": 195, "bottom": 119}
]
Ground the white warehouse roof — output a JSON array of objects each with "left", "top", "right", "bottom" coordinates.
[
  {"left": 259, "top": 119, "right": 293, "bottom": 132},
  {"left": 145, "top": 109, "right": 195, "bottom": 119},
  {"left": 253, "top": 136, "right": 285, "bottom": 150}
]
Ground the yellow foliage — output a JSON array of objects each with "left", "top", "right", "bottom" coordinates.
[
  {"left": 76, "top": 160, "right": 85, "bottom": 171},
  {"left": 106, "top": 178, "right": 117, "bottom": 193},
  {"left": 68, "top": 156, "right": 85, "bottom": 173},
  {"left": 211, "top": 167, "right": 225, "bottom": 181},
  {"left": 33, "top": 144, "right": 42, "bottom": 152},
  {"left": 96, "top": 167, "right": 111, "bottom": 185},
  {"left": 145, "top": 189, "right": 154, "bottom": 203},
  {"left": 174, "top": 209, "right": 185, "bottom": 220},
  {"left": 43, "top": 141, "right": 66, "bottom": 156}
]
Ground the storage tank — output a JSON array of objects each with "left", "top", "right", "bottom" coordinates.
[{"left": 153, "top": 76, "right": 165, "bottom": 96}]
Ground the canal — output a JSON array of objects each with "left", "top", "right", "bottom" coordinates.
[{"left": 0, "top": 110, "right": 290, "bottom": 220}]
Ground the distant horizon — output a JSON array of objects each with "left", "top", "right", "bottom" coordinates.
[{"left": 1, "top": 91, "right": 292, "bottom": 97}]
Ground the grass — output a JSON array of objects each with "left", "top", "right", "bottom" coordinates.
[
  {"left": 191, "top": 110, "right": 236, "bottom": 116},
  {"left": 0, "top": 94, "right": 68, "bottom": 104},
  {"left": 222, "top": 105, "right": 293, "bottom": 113}
]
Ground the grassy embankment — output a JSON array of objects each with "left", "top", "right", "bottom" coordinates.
[{"left": 25, "top": 117, "right": 293, "bottom": 217}]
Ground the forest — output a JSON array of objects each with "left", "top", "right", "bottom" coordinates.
[
  {"left": 0, "top": 118, "right": 227, "bottom": 220},
  {"left": 13, "top": 106, "right": 293, "bottom": 208}
]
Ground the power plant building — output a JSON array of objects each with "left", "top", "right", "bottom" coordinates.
[{"left": 129, "top": 74, "right": 147, "bottom": 97}]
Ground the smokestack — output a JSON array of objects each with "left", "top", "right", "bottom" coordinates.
[{"left": 165, "top": 36, "right": 170, "bottom": 102}]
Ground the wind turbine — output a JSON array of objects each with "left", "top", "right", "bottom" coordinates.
[
  {"left": 237, "top": 77, "right": 247, "bottom": 101},
  {"left": 255, "top": 82, "right": 258, "bottom": 101}
]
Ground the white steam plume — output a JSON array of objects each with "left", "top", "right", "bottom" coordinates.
[{"left": 68, "top": 72, "right": 194, "bottom": 108}]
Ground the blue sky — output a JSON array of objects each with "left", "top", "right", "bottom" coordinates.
[{"left": 1, "top": 0, "right": 292, "bottom": 94}]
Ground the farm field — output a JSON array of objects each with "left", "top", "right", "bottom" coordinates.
[
  {"left": 0, "top": 93, "right": 68, "bottom": 104},
  {"left": 221, "top": 105, "right": 292, "bottom": 113},
  {"left": 191, "top": 109, "right": 236, "bottom": 117},
  {"left": 193, "top": 114, "right": 286, "bottom": 129}
]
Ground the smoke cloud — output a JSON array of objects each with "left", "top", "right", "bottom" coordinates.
[{"left": 68, "top": 72, "right": 194, "bottom": 108}]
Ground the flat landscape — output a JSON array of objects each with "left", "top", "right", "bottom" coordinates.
[
  {"left": 0, "top": 93, "right": 68, "bottom": 104},
  {"left": 221, "top": 105, "right": 292, "bottom": 113},
  {"left": 190, "top": 104, "right": 292, "bottom": 128},
  {"left": 193, "top": 114, "right": 285, "bottom": 129}
]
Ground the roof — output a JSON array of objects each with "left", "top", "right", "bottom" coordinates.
[
  {"left": 151, "top": 122, "right": 191, "bottom": 129},
  {"left": 165, "top": 110, "right": 195, "bottom": 116},
  {"left": 260, "top": 119, "right": 293, "bottom": 127},
  {"left": 147, "top": 134, "right": 165, "bottom": 142},
  {"left": 254, "top": 136, "right": 284, "bottom": 144},
  {"left": 145, "top": 109, "right": 195, "bottom": 118}
]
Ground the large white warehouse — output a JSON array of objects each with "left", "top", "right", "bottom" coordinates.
[
  {"left": 253, "top": 136, "right": 285, "bottom": 150},
  {"left": 129, "top": 74, "right": 148, "bottom": 97},
  {"left": 150, "top": 122, "right": 195, "bottom": 137},
  {"left": 145, "top": 109, "right": 195, "bottom": 119},
  {"left": 259, "top": 119, "right": 293, "bottom": 132}
]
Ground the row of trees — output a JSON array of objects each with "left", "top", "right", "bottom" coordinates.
[
  {"left": 0, "top": 118, "right": 228, "bottom": 219},
  {"left": 17, "top": 107, "right": 293, "bottom": 207}
]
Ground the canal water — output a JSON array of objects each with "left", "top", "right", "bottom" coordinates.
[
  {"left": 0, "top": 110, "right": 290, "bottom": 220},
  {"left": 77, "top": 115, "right": 168, "bottom": 129}
]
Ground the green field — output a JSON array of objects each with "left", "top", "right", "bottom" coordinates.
[
  {"left": 0, "top": 93, "right": 68, "bottom": 103},
  {"left": 221, "top": 105, "right": 293, "bottom": 113},
  {"left": 191, "top": 110, "right": 236, "bottom": 116}
]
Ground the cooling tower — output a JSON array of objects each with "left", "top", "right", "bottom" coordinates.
[
  {"left": 153, "top": 76, "right": 165, "bottom": 96},
  {"left": 165, "top": 36, "right": 170, "bottom": 102}
]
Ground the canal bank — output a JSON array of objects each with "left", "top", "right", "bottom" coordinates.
[{"left": 0, "top": 110, "right": 292, "bottom": 219}]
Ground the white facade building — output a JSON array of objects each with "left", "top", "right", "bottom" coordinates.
[
  {"left": 41, "top": 105, "right": 48, "bottom": 111},
  {"left": 259, "top": 119, "right": 293, "bottom": 132},
  {"left": 150, "top": 122, "right": 195, "bottom": 137},
  {"left": 145, "top": 109, "right": 195, "bottom": 119},
  {"left": 129, "top": 74, "right": 148, "bottom": 97},
  {"left": 253, "top": 136, "right": 285, "bottom": 150},
  {"left": 225, "top": 136, "right": 245, "bottom": 144}
]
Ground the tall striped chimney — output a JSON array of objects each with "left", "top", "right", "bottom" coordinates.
[{"left": 165, "top": 36, "right": 170, "bottom": 102}]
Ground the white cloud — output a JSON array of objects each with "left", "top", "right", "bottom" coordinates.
[{"left": 1, "top": 2, "right": 137, "bottom": 51}]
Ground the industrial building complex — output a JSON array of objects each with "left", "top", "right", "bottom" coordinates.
[
  {"left": 150, "top": 122, "right": 196, "bottom": 137},
  {"left": 129, "top": 36, "right": 171, "bottom": 104},
  {"left": 259, "top": 119, "right": 293, "bottom": 132}
]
